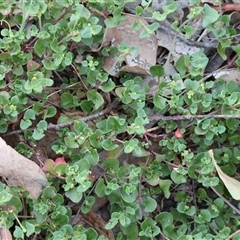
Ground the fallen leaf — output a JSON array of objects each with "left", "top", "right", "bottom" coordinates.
[
  {"left": 102, "top": 15, "right": 158, "bottom": 76},
  {"left": 209, "top": 149, "right": 240, "bottom": 200},
  {"left": 213, "top": 68, "right": 240, "bottom": 85},
  {"left": 0, "top": 137, "right": 47, "bottom": 199},
  {"left": 156, "top": 29, "right": 200, "bottom": 62}
]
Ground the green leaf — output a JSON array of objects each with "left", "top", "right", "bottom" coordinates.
[
  {"left": 81, "top": 196, "right": 95, "bottom": 214},
  {"left": 53, "top": 53, "right": 63, "bottom": 66},
  {"left": 56, "top": 0, "right": 72, "bottom": 7},
  {"left": 64, "top": 136, "right": 79, "bottom": 148},
  {"left": 200, "top": 209, "right": 211, "bottom": 222},
  {"left": 175, "top": 55, "right": 189, "bottom": 76},
  {"left": 202, "top": 4, "right": 219, "bottom": 28},
  {"left": 25, "top": 222, "right": 35, "bottom": 237},
  {"left": 42, "top": 59, "right": 58, "bottom": 70},
  {"left": 77, "top": 158, "right": 91, "bottom": 173},
  {"left": 142, "top": 197, "right": 157, "bottom": 212},
  {"left": 99, "top": 79, "right": 115, "bottom": 92},
  {"left": 37, "top": 31, "right": 50, "bottom": 39},
  {"left": 226, "top": 119, "right": 239, "bottom": 131},
  {"left": 105, "top": 17, "right": 120, "bottom": 28},
  {"left": 94, "top": 178, "right": 106, "bottom": 198},
  {"left": 119, "top": 214, "right": 131, "bottom": 226},
  {"left": 32, "top": 129, "right": 45, "bottom": 140},
  {"left": 156, "top": 212, "right": 173, "bottom": 229},
  {"left": 227, "top": 81, "right": 240, "bottom": 93},
  {"left": 24, "top": 109, "right": 36, "bottom": 120},
  {"left": 145, "top": 173, "right": 160, "bottom": 186},
  {"left": 44, "top": 106, "right": 57, "bottom": 118},
  {"left": 162, "top": 1, "right": 178, "bottom": 14},
  {"left": 136, "top": 6, "right": 143, "bottom": 16},
  {"left": 0, "top": 119, "right": 8, "bottom": 133},
  {"left": 85, "top": 149, "right": 99, "bottom": 166},
  {"left": 150, "top": 65, "right": 166, "bottom": 78},
  {"left": 73, "top": 120, "right": 89, "bottom": 135},
  {"left": 91, "top": 25, "right": 102, "bottom": 35},
  {"left": 97, "top": 71, "right": 108, "bottom": 83},
  {"left": 42, "top": 186, "right": 57, "bottom": 199},
  {"left": 120, "top": 223, "right": 139, "bottom": 240},
  {"left": 0, "top": 190, "right": 12, "bottom": 204},
  {"left": 71, "top": 4, "right": 90, "bottom": 20},
  {"left": 139, "top": 217, "right": 160, "bottom": 237},
  {"left": 87, "top": 89, "right": 104, "bottom": 110},
  {"left": 124, "top": 139, "right": 139, "bottom": 153},
  {"left": 101, "top": 138, "right": 119, "bottom": 151},
  {"left": 85, "top": 228, "right": 98, "bottom": 239},
  {"left": 153, "top": 94, "right": 167, "bottom": 109},
  {"left": 37, "top": 120, "right": 47, "bottom": 130},
  {"left": 65, "top": 187, "right": 82, "bottom": 203},
  {"left": 50, "top": 38, "right": 66, "bottom": 53},
  {"left": 105, "top": 217, "right": 118, "bottom": 229},
  {"left": 120, "top": 183, "right": 138, "bottom": 203},
  {"left": 159, "top": 179, "right": 172, "bottom": 199},
  {"left": 89, "top": 129, "right": 103, "bottom": 148},
  {"left": 217, "top": 43, "right": 227, "bottom": 60},
  {"left": 105, "top": 179, "right": 120, "bottom": 195},
  {"left": 183, "top": 25, "right": 194, "bottom": 38},
  {"left": 7, "top": 196, "right": 23, "bottom": 212},
  {"left": 33, "top": 203, "right": 48, "bottom": 223},
  {"left": 63, "top": 52, "right": 73, "bottom": 66},
  {"left": 13, "top": 226, "right": 24, "bottom": 239},
  {"left": 0, "top": 65, "right": 6, "bottom": 80},
  {"left": 177, "top": 202, "right": 196, "bottom": 216},
  {"left": 27, "top": 60, "right": 40, "bottom": 72},
  {"left": 132, "top": 19, "right": 142, "bottom": 32},
  {"left": 54, "top": 163, "right": 67, "bottom": 176},
  {"left": 152, "top": 11, "right": 167, "bottom": 21},
  {"left": 190, "top": 50, "right": 209, "bottom": 69},
  {"left": 80, "top": 100, "right": 94, "bottom": 114},
  {"left": 103, "top": 158, "right": 119, "bottom": 173},
  {"left": 81, "top": 26, "right": 92, "bottom": 39},
  {"left": 171, "top": 169, "right": 187, "bottom": 184},
  {"left": 12, "top": 65, "right": 23, "bottom": 76},
  {"left": 34, "top": 39, "right": 50, "bottom": 57},
  {"left": 20, "top": 119, "right": 32, "bottom": 130},
  {"left": 139, "top": 29, "right": 150, "bottom": 38}
]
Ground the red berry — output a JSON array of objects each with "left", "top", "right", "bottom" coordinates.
[
  {"left": 175, "top": 128, "right": 183, "bottom": 138},
  {"left": 54, "top": 157, "right": 67, "bottom": 165}
]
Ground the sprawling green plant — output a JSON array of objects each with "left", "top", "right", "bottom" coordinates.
[{"left": 1, "top": 0, "right": 240, "bottom": 239}]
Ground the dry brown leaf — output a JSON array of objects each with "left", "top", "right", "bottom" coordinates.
[
  {"left": 209, "top": 149, "right": 240, "bottom": 200},
  {"left": 201, "top": 0, "right": 220, "bottom": 5},
  {"left": 102, "top": 15, "right": 158, "bottom": 76},
  {"left": 81, "top": 211, "right": 115, "bottom": 240},
  {"left": 0, "top": 137, "right": 47, "bottom": 199},
  {"left": 156, "top": 29, "right": 200, "bottom": 62},
  {"left": 213, "top": 68, "right": 240, "bottom": 85}
]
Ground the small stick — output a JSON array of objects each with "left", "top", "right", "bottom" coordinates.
[
  {"left": 149, "top": 114, "right": 240, "bottom": 122},
  {"left": 2, "top": 100, "right": 119, "bottom": 136}
]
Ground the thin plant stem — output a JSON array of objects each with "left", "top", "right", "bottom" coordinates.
[{"left": 210, "top": 186, "right": 240, "bottom": 216}]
